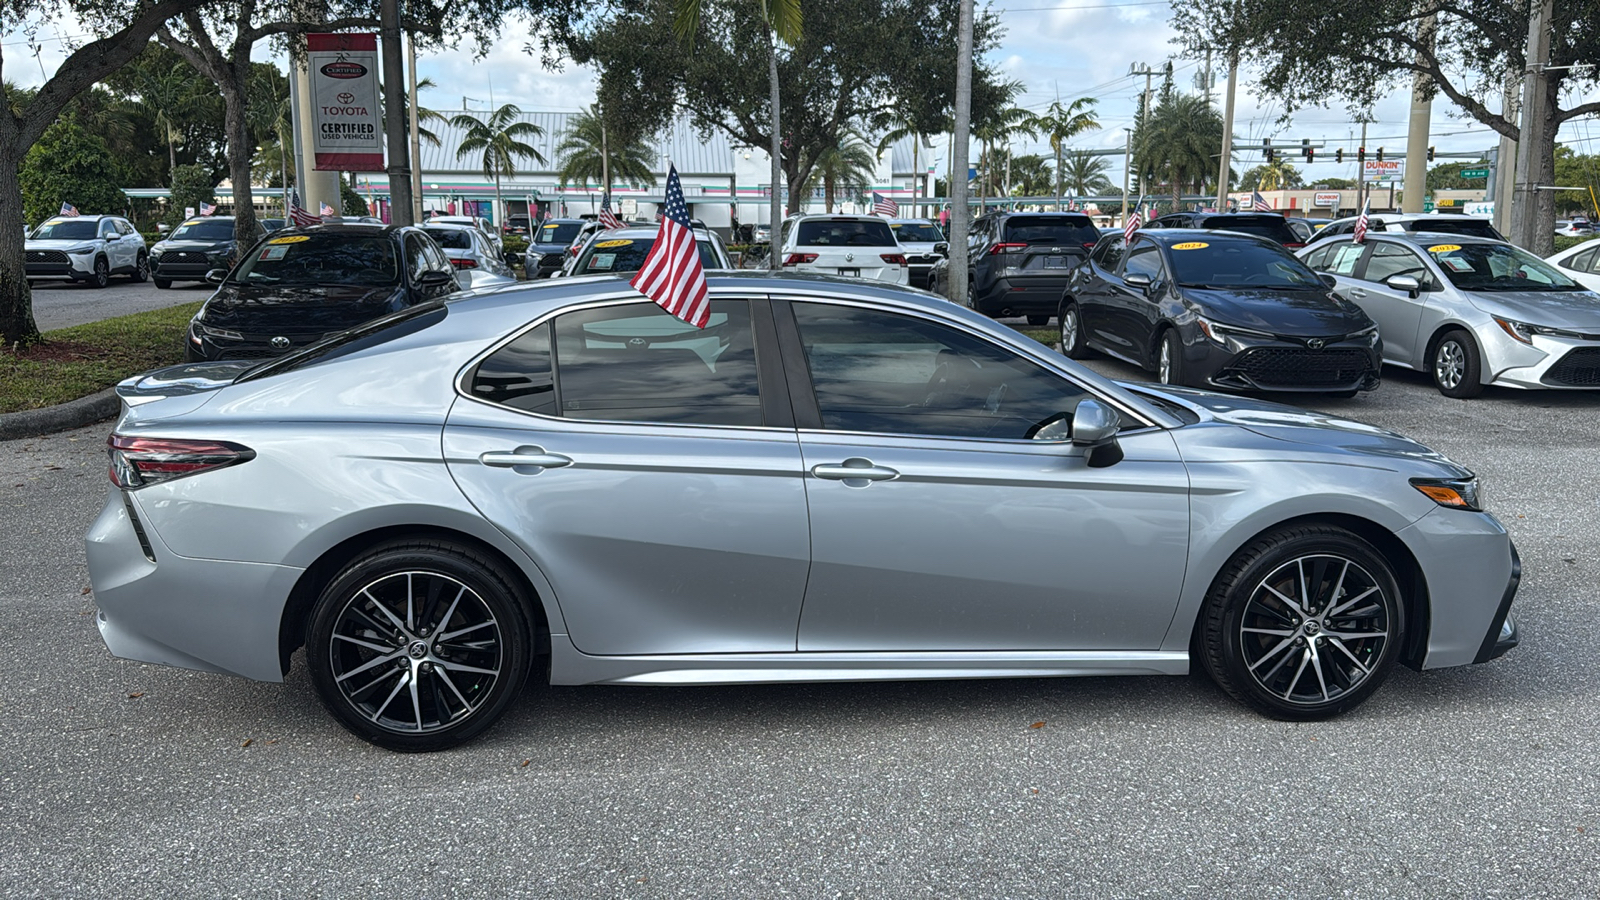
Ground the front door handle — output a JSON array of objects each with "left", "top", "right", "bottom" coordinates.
[
  {"left": 811, "top": 458, "right": 899, "bottom": 483},
  {"left": 479, "top": 447, "right": 573, "bottom": 470},
  {"left": 1349, "top": 288, "right": 1367, "bottom": 298}
]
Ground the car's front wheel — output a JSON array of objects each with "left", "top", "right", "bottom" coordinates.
[
  {"left": 88, "top": 256, "right": 109, "bottom": 289},
  {"left": 1198, "top": 525, "right": 1403, "bottom": 720},
  {"left": 1158, "top": 328, "right": 1184, "bottom": 386},
  {"left": 1431, "top": 329, "right": 1484, "bottom": 398},
  {"left": 306, "top": 540, "right": 534, "bottom": 752},
  {"left": 131, "top": 252, "right": 149, "bottom": 282},
  {"left": 1058, "top": 302, "right": 1091, "bottom": 359},
  {"left": 153, "top": 277, "right": 172, "bottom": 290}
]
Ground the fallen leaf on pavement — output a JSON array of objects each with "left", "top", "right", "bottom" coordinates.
[
  {"left": 126, "top": 692, "right": 145, "bottom": 699},
  {"left": 241, "top": 738, "right": 253, "bottom": 748},
  {"left": 1029, "top": 721, "right": 1045, "bottom": 729}
]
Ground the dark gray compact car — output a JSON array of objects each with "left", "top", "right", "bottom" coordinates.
[
  {"left": 91, "top": 272, "right": 1517, "bottom": 752},
  {"left": 929, "top": 212, "right": 1102, "bottom": 324}
]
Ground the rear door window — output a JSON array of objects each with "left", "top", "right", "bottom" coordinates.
[
  {"left": 1559, "top": 247, "right": 1596, "bottom": 272},
  {"left": 1361, "top": 243, "right": 1430, "bottom": 285}
]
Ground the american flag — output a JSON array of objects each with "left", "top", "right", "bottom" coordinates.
[
  {"left": 58, "top": 202, "right": 79, "bottom": 217},
  {"left": 198, "top": 202, "right": 216, "bottom": 216},
  {"left": 1252, "top": 190, "right": 1271, "bottom": 211},
  {"left": 598, "top": 192, "right": 623, "bottom": 230},
  {"left": 872, "top": 192, "right": 899, "bottom": 217},
  {"left": 631, "top": 164, "right": 710, "bottom": 328},
  {"left": 1123, "top": 196, "right": 1146, "bottom": 242},
  {"left": 288, "top": 191, "right": 320, "bottom": 228},
  {"left": 319, "top": 201, "right": 336, "bottom": 217},
  {"left": 1353, "top": 199, "right": 1371, "bottom": 243}
]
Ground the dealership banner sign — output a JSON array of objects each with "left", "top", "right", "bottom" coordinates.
[{"left": 308, "top": 33, "right": 383, "bottom": 171}]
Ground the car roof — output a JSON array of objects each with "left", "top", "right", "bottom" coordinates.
[
  {"left": 992, "top": 211, "right": 1093, "bottom": 219},
  {"left": 888, "top": 218, "right": 938, "bottom": 225},
  {"left": 1131, "top": 227, "right": 1279, "bottom": 247},
  {"left": 1374, "top": 231, "right": 1507, "bottom": 247},
  {"left": 583, "top": 226, "right": 712, "bottom": 241},
  {"left": 538, "top": 218, "right": 587, "bottom": 225},
  {"left": 420, "top": 221, "right": 479, "bottom": 231},
  {"left": 791, "top": 213, "right": 889, "bottom": 222}
]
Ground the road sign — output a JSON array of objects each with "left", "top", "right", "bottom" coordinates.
[{"left": 1459, "top": 168, "right": 1490, "bottom": 179}]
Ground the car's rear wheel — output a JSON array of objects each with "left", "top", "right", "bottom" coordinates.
[
  {"left": 89, "top": 256, "right": 109, "bottom": 289},
  {"left": 1199, "top": 525, "right": 1403, "bottom": 720},
  {"left": 1158, "top": 328, "right": 1184, "bottom": 386},
  {"left": 306, "top": 540, "right": 533, "bottom": 752},
  {"left": 1430, "top": 329, "right": 1483, "bottom": 398},
  {"left": 1026, "top": 314, "right": 1049, "bottom": 326},
  {"left": 1058, "top": 302, "right": 1091, "bottom": 359}
]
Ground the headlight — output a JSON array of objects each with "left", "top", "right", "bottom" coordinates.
[
  {"left": 1493, "top": 317, "right": 1580, "bottom": 344},
  {"left": 1195, "top": 315, "right": 1272, "bottom": 345},
  {"left": 525, "top": 251, "right": 542, "bottom": 265},
  {"left": 68, "top": 245, "right": 97, "bottom": 255},
  {"left": 1411, "top": 476, "right": 1484, "bottom": 511},
  {"left": 196, "top": 321, "right": 243, "bottom": 341},
  {"left": 149, "top": 244, "right": 165, "bottom": 257}
]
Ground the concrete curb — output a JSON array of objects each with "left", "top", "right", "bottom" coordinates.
[{"left": 0, "top": 389, "right": 119, "bottom": 441}]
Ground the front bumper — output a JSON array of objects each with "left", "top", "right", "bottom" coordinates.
[
  {"left": 1396, "top": 508, "right": 1520, "bottom": 670},
  {"left": 1478, "top": 326, "right": 1600, "bottom": 389},
  {"left": 25, "top": 251, "right": 95, "bottom": 280},
  {"left": 1190, "top": 328, "right": 1382, "bottom": 393},
  {"left": 86, "top": 487, "right": 301, "bottom": 682},
  {"left": 151, "top": 253, "right": 225, "bottom": 281}
]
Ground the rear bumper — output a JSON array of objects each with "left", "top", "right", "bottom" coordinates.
[{"left": 975, "top": 275, "right": 1071, "bottom": 316}]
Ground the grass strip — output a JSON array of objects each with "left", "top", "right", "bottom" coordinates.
[{"left": 0, "top": 302, "right": 202, "bottom": 414}]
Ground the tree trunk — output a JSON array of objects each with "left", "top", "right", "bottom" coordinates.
[
  {"left": 0, "top": 149, "right": 40, "bottom": 346},
  {"left": 168, "top": 136, "right": 178, "bottom": 178},
  {"left": 767, "top": 27, "right": 782, "bottom": 271},
  {"left": 825, "top": 170, "right": 835, "bottom": 213},
  {"left": 220, "top": 62, "right": 258, "bottom": 249},
  {"left": 1054, "top": 145, "right": 1062, "bottom": 211}
]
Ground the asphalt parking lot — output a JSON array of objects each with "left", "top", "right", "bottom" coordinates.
[
  {"left": 30, "top": 278, "right": 211, "bottom": 331},
  {"left": 3, "top": 355, "right": 1598, "bottom": 898}
]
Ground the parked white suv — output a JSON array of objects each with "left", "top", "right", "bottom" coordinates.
[
  {"left": 25, "top": 215, "right": 149, "bottom": 287},
  {"left": 779, "top": 214, "right": 909, "bottom": 285}
]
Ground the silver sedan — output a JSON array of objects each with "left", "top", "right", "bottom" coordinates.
[
  {"left": 1301, "top": 232, "right": 1600, "bottom": 397},
  {"left": 86, "top": 273, "right": 1520, "bottom": 751}
]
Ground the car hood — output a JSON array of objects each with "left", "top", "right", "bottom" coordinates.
[
  {"left": 1461, "top": 287, "right": 1600, "bottom": 330},
  {"left": 1183, "top": 286, "right": 1373, "bottom": 337},
  {"left": 529, "top": 241, "right": 572, "bottom": 253},
  {"left": 1131, "top": 383, "right": 1470, "bottom": 475},
  {"left": 155, "top": 239, "right": 232, "bottom": 252},
  {"left": 26, "top": 239, "right": 99, "bottom": 251},
  {"left": 201, "top": 282, "right": 405, "bottom": 333}
]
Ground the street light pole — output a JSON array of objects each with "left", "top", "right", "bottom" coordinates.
[
  {"left": 380, "top": 0, "right": 414, "bottom": 225},
  {"left": 1215, "top": 51, "right": 1237, "bottom": 211},
  {"left": 947, "top": 0, "right": 974, "bottom": 305}
]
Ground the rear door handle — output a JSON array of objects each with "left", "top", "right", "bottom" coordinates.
[
  {"left": 479, "top": 447, "right": 573, "bottom": 469},
  {"left": 811, "top": 458, "right": 899, "bottom": 483}
]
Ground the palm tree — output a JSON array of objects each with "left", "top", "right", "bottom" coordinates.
[
  {"left": 1007, "top": 153, "right": 1054, "bottom": 196},
  {"left": 972, "top": 98, "right": 1038, "bottom": 210},
  {"left": 1038, "top": 97, "right": 1101, "bottom": 209},
  {"left": 1061, "top": 150, "right": 1115, "bottom": 197},
  {"left": 675, "top": 0, "right": 801, "bottom": 270},
  {"left": 136, "top": 64, "right": 202, "bottom": 177},
  {"left": 555, "top": 105, "right": 658, "bottom": 191},
  {"left": 873, "top": 107, "right": 947, "bottom": 209},
  {"left": 800, "top": 127, "right": 876, "bottom": 213},
  {"left": 1256, "top": 156, "right": 1302, "bottom": 191},
  {"left": 451, "top": 104, "right": 547, "bottom": 228},
  {"left": 1133, "top": 93, "right": 1223, "bottom": 211}
]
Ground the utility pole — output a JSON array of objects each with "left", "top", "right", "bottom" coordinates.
[
  {"left": 948, "top": 0, "right": 974, "bottom": 305},
  {"left": 380, "top": 0, "right": 413, "bottom": 225},
  {"left": 1128, "top": 63, "right": 1156, "bottom": 199},
  {"left": 1510, "top": 0, "right": 1554, "bottom": 253},
  {"left": 1215, "top": 50, "right": 1237, "bottom": 211},
  {"left": 407, "top": 32, "right": 423, "bottom": 222},
  {"left": 1122, "top": 128, "right": 1131, "bottom": 226},
  {"left": 1402, "top": 0, "right": 1438, "bottom": 213},
  {"left": 1357, "top": 121, "right": 1367, "bottom": 210},
  {"left": 1494, "top": 73, "right": 1519, "bottom": 234}
]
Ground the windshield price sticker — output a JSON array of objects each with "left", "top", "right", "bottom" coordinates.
[
  {"left": 1172, "top": 241, "right": 1210, "bottom": 250},
  {"left": 258, "top": 245, "right": 292, "bottom": 261},
  {"left": 268, "top": 235, "right": 310, "bottom": 245},
  {"left": 594, "top": 239, "right": 633, "bottom": 249},
  {"left": 1441, "top": 256, "right": 1475, "bottom": 273},
  {"left": 1427, "top": 244, "right": 1462, "bottom": 253}
]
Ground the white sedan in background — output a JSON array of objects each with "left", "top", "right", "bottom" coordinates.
[{"left": 1545, "top": 239, "right": 1600, "bottom": 291}]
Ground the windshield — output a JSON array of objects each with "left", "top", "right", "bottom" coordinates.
[
  {"left": 32, "top": 219, "right": 99, "bottom": 241},
  {"left": 1167, "top": 239, "right": 1324, "bottom": 289},
  {"left": 1423, "top": 241, "right": 1584, "bottom": 292},
  {"left": 795, "top": 219, "right": 897, "bottom": 246},
  {"left": 170, "top": 220, "right": 235, "bottom": 242},
  {"left": 538, "top": 222, "right": 582, "bottom": 244},
  {"left": 890, "top": 223, "right": 944, "bottom": 242},
  {"left": 575, "top": 236, "right": 720, "bottom": 274},
  {"left": 1002, "top": 216, "right": 1099, "bottom": 246},
  {"left": 422, "top": 228, "right": 473, "bottom": 250},
  {"left": 231, "top": 233, "right": 400, "bottom": 286}
]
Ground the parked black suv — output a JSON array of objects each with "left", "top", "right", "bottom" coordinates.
[
  {"left": 927, "top": 212, "right": 1101, "bottom": 325},
  {"left": 149, "top": 216, "right": 266, "bottom": 288},
  {"left": 1148, "top": 212, "right": 1305, "bottom": 248},
  {"left": 524, "top": 217, "right": 588, "bottom": 278}
]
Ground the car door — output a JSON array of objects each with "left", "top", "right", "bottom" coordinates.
[
  {"left": 444, "top": 297, "right": 811, "bottom": 655},
  {"left": 780, "top": 299, "right": 1190, "bottom": 652},
  {"left": 1101, "top": 240, "right": 1168, "bottom": 365},
  {"left": 99, "top": 219, "right": 126, "bottom": 271},
  {"left": 1073, "top": 236, "right": 1125, "bottom": 344},
  {"left": 1347, "top": 241, "right": 1430, "bottom": 366}
]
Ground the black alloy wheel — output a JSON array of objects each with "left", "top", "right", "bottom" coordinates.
[
  {"left": 89, "top": 256, "right": 109, "bottom": 289},
  {"left": 131, "top": 253, "right": 149, "bottom": 282},
  {"left": 306, "top": 540, "right": 534, "bottom": 752}
]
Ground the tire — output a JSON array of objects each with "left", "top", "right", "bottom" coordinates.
[
  {"left": 88, "top": 256, "right": 109, "bottom": 289},
  {"left": 1198, "top": 525, "right": 1404, "bottom": 720},
  {"left": 153, "top": 277, "right": 172, "bottom": 290},
  {"left": 1430, "top": 329, "right": 1484, "bottom": 398},
  {"left": 131, "top": 252, "right": 149, "bottom": 282},
  {"left": 964, "top": 279, "right": 976, "bottom": 310},
  {"left": 1158, "top": 328, "right": 1184, "bottom": 386},
  {"left": 305, "top": 540, "right": 534, "bottom": 752},
  {"left": 1026, "top": 314, "right": 1049, "bottom": 327},
  {"left": 1058, "top": 302, "right": 1091, "bottom": 359}
]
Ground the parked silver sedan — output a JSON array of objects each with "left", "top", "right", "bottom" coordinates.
[
  {"left": 420, "top": 222, "right": 518, "bottom": 289},
  {"left": 1301, "top": 232, "right": 1600, "bottom": 397},
  {"left": 86, "top": 273, "right": 1519, "bottom": 751}
]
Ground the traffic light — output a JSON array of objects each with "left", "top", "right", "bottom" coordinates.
[
  {"left": 1428, "top": 145, "right": 1436, "bottom": 162},
  {"left": 1263, "top": 138, "right": 1273, "bottom": 161},
  {"left": 1376, "top": 147, "right": 1385, "bottom": 162},
  {"left": 1357, "top": 146, "right": 1366, "bottom": 163},
  {"left": 1335, "top": 148, "right": 1344, "bottom": 163},
  {"left": 1302, "top": 138, "right": 1312, "bottom": 162},
  {"left": 1306, "top": 147, "right": 1315, "bottom": 163}
]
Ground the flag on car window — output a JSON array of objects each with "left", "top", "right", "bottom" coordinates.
[
  {"left": 631, "top": 164, "right": 710, "bottom": 328},
  {"left": 58, "top": 202, "right": 79, "bottom": 217},
  {"left": 320, "top": 202, "right": 336, "bottom": 217},
  {"left": 1252, "top": 190, "right": 1271, "bottom": 211},
  {"left": 199, "top": 202, "right": 216, "bottom": 216},
  {"left": 598, "top": 191, "right": 623, "bottom": 230},
  {"left": 1353, "top": 199, "right": 1371, "bottom": 243},
  {"left": 1122, "top": 195, "right": 1146, "bottom": 242},
  {"left": 872, "top": 192, "right": 899, "bottom": 217},
  {"left": 288, "top": 191, "right": 320, "bottom": 228}
]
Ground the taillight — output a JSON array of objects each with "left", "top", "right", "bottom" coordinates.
[
  {"left": 880, "top": 253, "right": 908, "bottom": 266},
  {"left": 1083, "top": 242, "right": 1097, "bottom": 250},
  {"left": 989, "top": 242, "right": 1028, "bottom": 255},
  {"left": 108, "top": 435, "right": 255, "bottom": 490},
  {"left": 783, "top": 253, "right": 819, "bottom": 266},
  {"left": 450, "top": 257, "right": 479, "bottom": 269},
  {"left": 1285, "top": 242, "right": 1306, "bottom": 249}
]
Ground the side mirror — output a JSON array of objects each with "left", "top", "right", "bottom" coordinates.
[
  {"left": 420, "top": 269, "right": 456, "bottom": 289},
  {"left": 205, "top": 268, "right": 227, "bottom": 284},
  {"left": 933, "top": 242, "right": 949, "bottom": 257},
  {"left": 1124, "top": 272, "right": 1153, "bottom": 289},
  {"left": 1318, "top": 272, "right": 1338, "bottom": 289},
  {"left": 1386, "top": 274, "right": 1421, "bottom": 296},
  {"left": 1070, "top": 399, "right": 1124, "bottom": 468}
]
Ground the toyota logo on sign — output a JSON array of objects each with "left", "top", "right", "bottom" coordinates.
[
  {"left": 337, "top": 92, "right": 355, "bottom": 105},
  {"left": 271, "top": 336, "right": 291, "bottom": 350}
]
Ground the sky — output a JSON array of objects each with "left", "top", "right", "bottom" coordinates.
[{"left": 6, "top": 1, "right": 1600, "bottom": 188}]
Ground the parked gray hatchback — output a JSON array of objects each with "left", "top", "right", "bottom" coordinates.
[{"left": 88, "top": 273, "right": 1519, "bottom": 751}]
